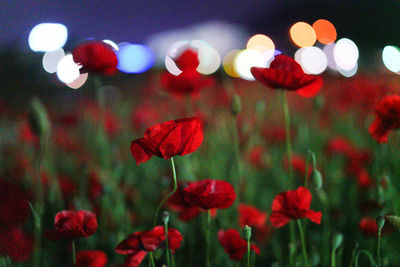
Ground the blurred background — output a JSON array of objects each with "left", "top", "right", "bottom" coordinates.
[{"left": 1, "top": 0, "right": 400, "bottom": 109}]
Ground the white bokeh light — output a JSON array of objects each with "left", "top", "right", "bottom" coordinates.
[
  {"left": 56, "top": 54, "right": 81, "bottom": 83},
  {"left": 165, "top": 55, "right": 182, "bottom": 76},
  {"left": 333, "top": 38, "right": 359, "bottom": 71},
  {"left": 338, "top": 62, "right": 358, "bottom": 77},
  {"left": 28, "top": 23, "right": 68, "bottom": 52},
  {"left": 42, "top": 48, "right": 65, "bottom": 73},
  {"left": 197, "top": 45, "right": 221, "bottom": 75},
  {"left": 234, "top": 49, "right": 267, "bottom": 81},
  {"left": 382, "top": 46, "right": 400, "bottom": 73},
  {"left": 295, "top": 46, "right": 327, "bottom": 74},
  {"left": 103, "top": 39, "right": 119, "bottom": 50},
  {"left": 66, "top": 73, "right": 88, "bottom": 89},
  {"left": 323, "top": 43, "right": 337, "bottom": 71}
]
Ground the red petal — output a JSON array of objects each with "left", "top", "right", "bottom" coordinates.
[
  {"left": 123, "top": 251, "right": 148, "bottom": 267},
  {"left": 304, "top": 210, "right": 322, "bottom": 224},
  {"left": 270, "top": 212, "right": 292, "bottom": 227},
  {"left": 130, "top": 138, "right": 154, "bottom": 165}
]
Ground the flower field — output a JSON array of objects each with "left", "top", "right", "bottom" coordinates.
[{"left": 1, "top": 41, "right": 400, "bottom": 267}]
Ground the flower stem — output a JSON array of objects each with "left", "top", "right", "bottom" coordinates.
[
  {"left": 377, "top": 228, "right": 382, "bottom": 267},
  {"left": 297, "top": 219, "right": 309, "bottom": 267},
  {"left": 32, "top": 139, "right": 46, "bottom": 267},
  {"left": 153, "top": 157, "right": 178, "bottom": 226},
  {"left": 246, "top": 235, "right": 251, "bottom": 267},
  {"left": 330, "top": 249, "right": 336, "bottom": 267},
  {"left": 232, "top": 114, "right": 242, "bottom": 202},
  {"left": 206, "top": 209, "right": 211, "bottom": 267},
  {"left": 281, "top": 91, "right": 293, "bottom": 184},
  {"left": 72, "top": 240, "right": 76, "bottom": 265},
  {"left": 164, "top": 222, "right": 171, "bottom": 267}
]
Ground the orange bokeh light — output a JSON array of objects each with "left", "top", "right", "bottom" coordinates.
[
  {"left": 290, "top": 22, "right": 316, "bottom": 48},
  {"left": 313, "top": 19, "right": 337, "bottom": 45},
  {"left": 247, "top": 34, "right": 275, "bottom": 53}
]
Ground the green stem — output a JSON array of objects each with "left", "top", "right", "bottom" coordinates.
[
  {"left": 32, "top": 139, "right": 46, "bottom": 267},
  {"left": 281, "top": 91, "right": 293, "bottom": 184},
  {"left": 304, "top": 154, "right": 309, "bottom": 188},
  {"left": 164, "top": 223, "right": 171, "bottom": 267},
  {"left": 72, "top": 240, "right": 76, "bottom": 265},
  {"left": 153, "top": 158, "right": 178, "bottom": 226},
  {"left": 206, "top": 210, "right": 211, "bottom": 267},
  {"left": 246, "top": 236, "right": 251, "bottom": 267},
  {"left": 377, "top": 228, "right": 382, "bottom": 267},
  {"left": 331, "top": 249, "right": 336, "bottom": 267},
  {"left": 232, "top": 115, "right": 242, "bottom": 202},
  {"left": 297, "top": 220, "right": 309, "bottom": 267}
]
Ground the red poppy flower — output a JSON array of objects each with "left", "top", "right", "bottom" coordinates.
[
  {"left": 283, "top": 154, "right": 312, "bottom": 178},
  {"left": 247, "top": 146, "right": 266, "bottom": 169},
  {"left": 270, "top": 186, "right": 321, "bottom": 227},
  {"left": 88, "top": 171, "right": 103, "bottom": 202},
  {"left": 115, "top": 226, "right": 183, "bottom": 267},
  {"left": 238, "top": 204, "right": 267, "bottom": 229},
  {"left": 45, "top": 210, "right": 98, "bottom": 240},
  {"left": 251, "top": 55, "right": 323, "bottom": 98},
  {"left": 218, "top": 229, "right": 260, "bottom": 261},
  {"left": 183, "top": 179, "right": 236, "bottom": 209},
  {"left": 161, "top": 69, "right": 213, "bottom": 97},
  {"left": 0, "top": 226, "right": 33, "bottom": 262},
  {"left": 76, "top": 250, "right": 107, "bottom": 267},
  {"left": 72, "top": 41, "right": 118, "bottom": 75},
  {"left": 325, "top": 137, "right": 355, "bottom": 157},
  {"left": 174, "top": 49, "right": 199, "bottom": 71},
  {"left": 357, "top": 169, "right": 374, "bottom": 190},
  {"left": 130, "top": 117, "right": 203, "bottom": 165},
  {"left": 369, "top": 95, "right": 400, "bottom": 143},
  {"left": 0, "top": 179, "right": 30, "bottom": 227},
  {"left": 167, "top": 184, "right": 201, "bottom": 221}
]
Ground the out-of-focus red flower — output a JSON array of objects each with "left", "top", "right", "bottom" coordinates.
[
  {"left": 72, "top": 41, "right": 118, "bottom": 75},
  {"left": 58, "top": 176, "right": 78, "bottom": 201},
  {"left": 54, "top": 128, "right": 81, "bottom": 153},
  {"left": 174, "top": 49, "right": 199, "bottom": 71},
  {"left": 262, "top": 125, "right": 293, "bottom": 144},
  {"left": 0, "top": 179, "right": 30, "bottom": 227},
  {"left": 326, "top": 137, "right": 355, "bottom": 157},
  {"left": 88, "top": 171, "right": 103, "bottom": 202},
  {"left": 131, "top": 102, "right": 160, "bottom": 131},
  {"left": 283, "top": 154, "right": 312, "bottom": 178},
  {"left": 247, "top": 146, "right": 266, "bottom": 169},
  {"left": 359, "top": 217, "right": 378, "bottom": 237},
  {"left": 357, "top": 169, "right": 374, "bottom": 190},
  {"left": 270, "top": 186, "right": 321, "bottom": 227},
  {"left": 238, "top": 204, "right": 267, "bottom": 229},
  {"left": 183, "top": 179, "right": 236, "bottom": 209},
  {"left": 105, "top": 110, "right": 120, "bottom": 137},
  {"left": 161, "top": 70, "right": 214, "bottom": 97},
  {"left": 59, "top": 112, "right": 80, "bottom": 128},
  {"left": 218, "top": 229, "right": 260, "bottom": 261},
  {"left": 45, "top": 210, "right": 97, "bottom": 240},
  {"left": 130, "top": 117, "right": 203, "bottom": 165},
  {"left": 18, "top": 121, "right": 39, "bottom": 145},
  {"left": 251, "top": 55, "right": 323, "bottom": 98},
  {"left": 0, "top": 226, "right": 33, "bottom": 262},
  {"left": 115, "top": 226, "right": 183, "bottom": 267},
  {"left": 369, "top": 95, "right": 400, "bottom": 143},
  {"left": 167, "top": 184, "right": 201, "bottom": 221},
  {"left": 76, "top": 250, "right": 107, "bottom": 267}
]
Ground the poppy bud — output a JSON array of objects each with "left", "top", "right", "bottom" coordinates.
[
  {"left": 331, "top": 232, "right": 343, "bottom": 251},
  {"left": 376, "top": 216, "right": 385, "bottom": 230},
  {"left": 231, "top": 94, "right": 241, "bottom": 115},
  {"left": 312, "top": 169, "right": 323, "bottom": 189},
  {"left": 243, "top": 225, "right": 252, "bottom": 241},
  {"left": 28, "top": 97, "right": 50, "bottom": 139},
  {"left": 162, "top": 211, "right": 170, "bottom": 225}
]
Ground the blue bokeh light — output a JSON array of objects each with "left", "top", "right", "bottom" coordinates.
[{"left": 116, "top": 43, "right": 155, "bottom": 73}]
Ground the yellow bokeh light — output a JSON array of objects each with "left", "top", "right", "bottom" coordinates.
[
  {"left": 290, "top": 22, "right": 317, "bottom": 48},
  {"left": 223, "top": 50, "right": 241, "bottom": 77},
  {"left": 312, "top": 19, "right": 337, "bottom": 45},
  {"left": 246, "top": 34, "right": 275, "bottom": 60}
]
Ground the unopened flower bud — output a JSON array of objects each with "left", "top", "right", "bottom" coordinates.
[
  {"left": 385, "top": 215, "right": 400, "bottom": 231},
  {"left": 243, "top": 225, "right": 251, "bottom": 241},
  {"left": 231, "top": 94, "right": 242, "bottom": 115},
  {"left": 331, "top": 232, "right": 343, "bottom": 251},
  {"left": 29, "top": 97, "right": 50, "bottom": 139},
  {"left": 162, "top": 211, "right": 170, "bottom": 225},
  {"left": 376, "top": 216, "right": 385, "bottom": 230},
  {"left": 312, "top": 169, "right": 323, "bottom": 190}
]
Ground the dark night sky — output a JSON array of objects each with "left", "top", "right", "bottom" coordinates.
[{"left": 2, "top": 1, "right": 400, "bottom": 52}]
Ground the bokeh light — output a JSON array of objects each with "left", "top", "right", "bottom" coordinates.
[
  {"left": 323, "top": 43, "right": 337, "bottom": 70},
  {"left": 165, "top": 55, "right": 182, "bottom": 76},
  {"left": 382, "top": 45, "right": 400, "bottom": 73},
  {"left": 197, "top": 45, "right": 221, "bottom": 75},
  {"left": 28, "top": 23, "right": 68, "bottom": 52},
  {"left": 338, "top": 62, "right": 358, "bottom": 77},
  {"left": 56, "top": 54, "right": 81, "bottom": 83},
  {"left": 246, "top": 34, "right": 275, "bottom": 61},
  {"left": 333, "top": 38, "right": 359, "bottom": 71},
  {"left": 312, "top": 19, "right": 337, "bottom": 45},
  {"left": 117, "top": 43, "right": 155, "bottom": 73},
  {"left": 42, "top": 48, "right": 65, "bottom": 73},
  {"left": 103, "top": 39, "right": 119, "bottom": 50},
  {"left": 289, "top": 22, "right": 316, "bottom": 47},
  {"left": 66, "top": 73, "right": 88, "bottom": 89},
  {"left": 234, "top": 49, "right": 267, "bottom": 81},
  {"left": 223, "top": 50, "right": 241, "bottom": 77},
  {"left": 295, "top": 46, "right": 327, "bottom": 75}
]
